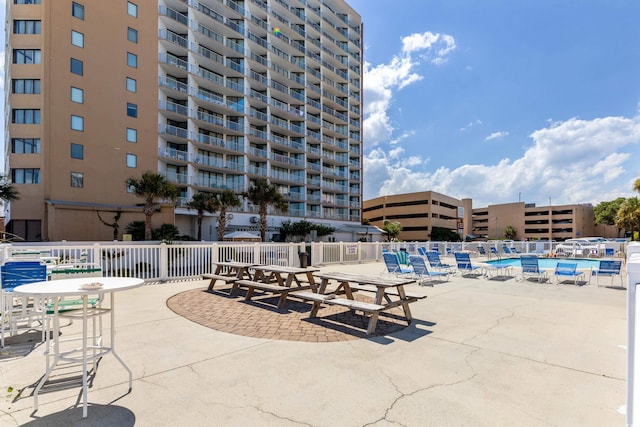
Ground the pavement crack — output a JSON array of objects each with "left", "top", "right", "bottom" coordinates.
[
  {"left": 365, "top": 348, "right": 480, "bottom": 427},
  {"left": 461, "top": 302, "right": 533, "bottom": 345},
  {"left": 251, "top": 405, "right": 313, "bottom": 426}
]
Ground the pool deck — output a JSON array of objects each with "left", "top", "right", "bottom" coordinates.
[{"left": 0, "top": 258, "right": 627, "bottom": 426}]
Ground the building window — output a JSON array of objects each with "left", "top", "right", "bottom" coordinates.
[
  {"left": 126, "top": 153, "right": 137, "bottom": 168},
  {"left": 14, "top": 0, "right": 42, "bottom": 4},
  {"left": 12, "top": 79, "right": 40, "bottom": 94},
  {"left": 127, "top": 103, "right": 137, "bottom": 118},
  {"left": 71, "top": 86, "right": 83, "bottom": 103},
  {"left": 70, "top": 172, "right": 84, "bottom": 188},
  {"left": 70, "top": 143, "right": 84, "bottom": 159},
  {"left": 127, "top": 27, "right": 138, "bottom": 43},
  {"left": 126, "top": 77, "right": 136, "bottom": 92},
  {"left": 12, "top": 109, "right": 40, "bottom": 124},
  {"left": 70, "top": 58, "right": 83, "bottom": 75},
  {"left": 13, "top": 20, "right": 41, "bottom": 34},
  {"left": 11, "top": 138, "right": 40, "bottom": 154},
  {"left": 127, "top": 52, "right": 137, "bottom": 68},
  {"left": 71, "top": 30, "right": 84, "bottom": 47},
  {"left": 12, "top": 168, "right": 40, "bottom": 184},
  {"left": 72, "top": 2, "right": 84, "bottom": 20},
  {"left": 126, "top": 128, "right": 137, "bottom": 142},
  {"left": 71, "top": 115, "right": 84, "bottom": 131},
  {"left": 13, "top": 49, "right": 41, "bottom": 64},
  {"left": 127, "top": 2, "right": 138, "bottom": 17}
]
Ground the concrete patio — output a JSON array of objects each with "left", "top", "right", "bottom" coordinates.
[{"left": 0, "top": 260, "right": 627, "bottom": 426}]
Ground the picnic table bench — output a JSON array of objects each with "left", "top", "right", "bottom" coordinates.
[
  {"left": 203, "top": 274, "right": 239, "bottom": 291},
  {"left": 233, "top": 280, "right": 292, "bottom": 309},
  {"left": 231, "top": 265, "right": 320, "bottom": 309},
  {"left": 296, "top": 272, "right": 423, "bottom": 335},
  {"left": 204, "top": 261, "right": 256, "bottom": 292},
  {"left": 294, "top": 291, "right": 386, "bottom": 315}
]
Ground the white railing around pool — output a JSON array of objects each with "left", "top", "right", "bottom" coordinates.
[{"left": 0, "top": 240, "right": 628, "bottom": 283}]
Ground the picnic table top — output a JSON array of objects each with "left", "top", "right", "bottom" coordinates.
[
  {"left": 252, "top": 265, "right": 320, "bottom": 274},
  {"left": 212, "top": 261, "right": 258, "bottom": 268},
  {"left": 314, "top": 271, "right": 416, "bottom": 287}
]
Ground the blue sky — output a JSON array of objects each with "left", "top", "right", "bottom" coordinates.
[
  {"left": 350, "top": 0, "right": 640, "bottom": 207},
  {"left": 1, "top": 1, "right": 639, "bottom": 209}
]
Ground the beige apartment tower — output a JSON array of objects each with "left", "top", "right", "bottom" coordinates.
[{"left": 6, "top": 0, "right": 363, "bottom": 241}]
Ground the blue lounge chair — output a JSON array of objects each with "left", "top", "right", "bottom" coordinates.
[
  {"left": 502, "top": 245, "right": 518, "bottom": 257},
  {"left": 408, "top": 255, "right": 449, "bottom": 286},
  {"left": 453, "top": 252, "right": 484, "bottom": 277},
  {"left": 425, "top": 251, "right": 454, "bottom": 273},
  {"left": 382, "top": 252, "right": 412, "bottom": 276},
  {"left": 477, "top": 246, "right": 489, "bottom": 257},
  {"left": 553, "top": 262, "right": 584, "bottom": 285},
  {"left": 589, "top": 260, "right": 623, "bottom": 287},
  {"left": 519, "top": 256, "right": 548, "bottom": 283},
  {"left": 1, "top": 261, "right": 48, "bottom": 347},
  {"left": 490, "top": 247, "right": 500, "bottom": 259}
]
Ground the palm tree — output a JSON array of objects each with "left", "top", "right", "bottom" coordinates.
[
  {"left": 126, "top": 171, "right": 178, "bottom": 240},
  {"left": 616, "top": 197, "right": 640, "bottom": 240},
  {"left": 633, "top": 177, "right": 640, "bottom": 194},
  {"left": 186, "top": 192, "right": 218, "bottom": 241},
  {"left": 504, "top": 225, "right": 517, "bottom": 240},
  {"left": 244, "top": 179, "right": 288, "bottom": 242},
  {"left": 216, "top": 189, "right": 241, "bottom": 241},
  {"left": 0, "top": 176, "right": 19, "bottom": 202}
]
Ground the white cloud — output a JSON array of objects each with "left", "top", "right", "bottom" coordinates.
[
  {"left": 364, "top": 115, "right": 640, "bottom": 207},
  {"left": 460, "top": 120, "right": 482, "bottom": 131},
  {"left": 485, "top": 131, "right": 509, "bottom": 141},
  {"left": 363, "top": 31, "right": 456, "bottom": 149}
]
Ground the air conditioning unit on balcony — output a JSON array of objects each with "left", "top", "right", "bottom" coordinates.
[{"left": 250, "top": 216, "right": 259, "bottom": 224}]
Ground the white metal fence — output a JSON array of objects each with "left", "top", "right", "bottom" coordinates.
[
  {"left": 627, "top": 243, "right": 640, "bottom": 426},
  {"left": 0, "top": 240, "right": 629, "bottom": 283}
]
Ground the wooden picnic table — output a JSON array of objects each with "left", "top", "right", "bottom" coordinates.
[
  {"left": 232, "top": 265, "right": 320, "bottom": 309},
  {"left": 296, "top": 272, "right": 424, "bottom": 335},
  {"left": 203, "top": 261, "right": 257, "bottom": 292}
]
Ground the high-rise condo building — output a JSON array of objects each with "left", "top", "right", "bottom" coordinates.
[{"left": 5, "top": 0, "right": 363, "bottom": 241}]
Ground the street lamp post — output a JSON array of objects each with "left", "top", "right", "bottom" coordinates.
[{"left": 549, "top": 197, "right": 553, "bottom": 242}]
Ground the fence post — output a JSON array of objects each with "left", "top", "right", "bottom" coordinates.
[
  {"left": 627, "top": 243, "right": 640, "bottom": 426},
  {"left": 0, "top": 243, "right": 10, "bottom": 264},
  {"left": 316, "top": 241, "right": 323, "bottom": 265},
  {"left": 253, "top": 242, "right": 261, "bottom": 264},
  {"left": 159, "top": 243, "right": 168, "bottom": 283},
  {"left": 92, "top": 243, "right": 101, "bottom": 269}
]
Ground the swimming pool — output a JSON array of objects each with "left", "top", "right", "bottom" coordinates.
[{"left": 485, "top": 257, "right": 601, "bottom": 269}]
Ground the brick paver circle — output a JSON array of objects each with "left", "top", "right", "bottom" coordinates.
[{"left": 167, "top": 287, "right": 408, "bottom": 342}]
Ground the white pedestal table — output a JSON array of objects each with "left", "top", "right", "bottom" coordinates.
[{"left": 13, "top": 276, "right": 144, "bottom": 418}]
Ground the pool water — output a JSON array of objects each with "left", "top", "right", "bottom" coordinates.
[{"left": 485, "top": 257, "right": 601, "bottom": 269}]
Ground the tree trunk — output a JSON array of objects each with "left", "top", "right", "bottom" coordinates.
[
  {"left": 259, "top": 206, "right": 267, "bottom": 242},
  {"left": 218, "top": 209, "right": 227, "bottom": 241},
  {"left": 144, "top": 214, "right": 153, "bottom": 240},
  {"left": 196, "top": 214, "right": 203, "bottom": 241}
]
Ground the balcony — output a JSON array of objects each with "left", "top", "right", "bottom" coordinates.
[
  {"left": 165, "top": 171, "right": 189, "bottom": 185},
  {"left": 159, "top": 147, "right": 188, "bottom": 162}
]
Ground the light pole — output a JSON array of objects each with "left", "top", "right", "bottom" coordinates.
[
  {"left": 495, "top": 217, "right": 498, "bottom": 240},
  {"left": 549, "top": 197, "right": 553, "bottom": 242}
]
